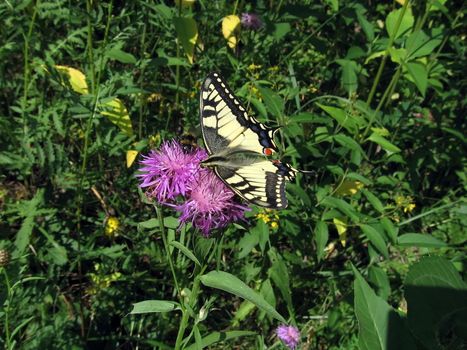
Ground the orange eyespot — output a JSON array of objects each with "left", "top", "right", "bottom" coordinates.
[{"left": 263, "top": 148, "right": 273, "bottom": 156}]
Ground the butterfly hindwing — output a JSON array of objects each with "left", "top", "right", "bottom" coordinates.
[
  {"left": 200, "top": 72, "right": 278, "bottom": 156},
  {"left": 213, "top": 159, "right": 296, "bottom": 209}
]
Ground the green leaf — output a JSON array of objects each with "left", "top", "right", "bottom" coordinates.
[
  {"left": 368, "top": 266, "right": 391, "bottom": 300},
  {"left": 405, "top": 62, "right": 428, "bottom": 96},
  {"left": 333, "top": 134, "right": 364, "bottom": 154},
  {"left": 406, "top": 30, "right": 442, "bottom": 60},
  {"left": 321, "top": 196, "right": 360, "bottom": 223},
  {"left": 169, "top": 241, "right": 201, "bottom": 266},
  {"left": 380, "top": 217, "right": 398, "bottom": 244},
  {"left": 173, "top": 17, "right": 198, "bottom": 64},
  {"left": 388, "top": 47, "right": 407, "bottom": 64},
  {"left": 317, "top": 103, "right": 360, "bottom": 133},
  {"left": 268, "top": 249, "right": 292, "bottom": 311},
  {"left": 397, "top": 233, "right": 447, "bottom": 248},
  {"left": 237, "top": 231, "right": 259, "bottom": 259},
  {"left": 106, "top": 46, "right": 137, "bottom": 64},
  {"left": 314, "top": 221, "right": 329, "bottom": 262},
  {"left": 366, "top": 132, "right": 401, "bottom": 153},
  {"left": 361, "top": 189, "right": 385, "bottom": 213},
  {"left": 353, "top": 265, "right": 416, "bottom": 350},
  {"left": 336, "top": 59, "right": 358, "bottom": 93},
  {"left": 200, "top": 271, "right": 286, "bottom": 323},
  {"left": 13, "top": 189, "right": 44, "bottom": 258},
  {"left": 138, "top": 218, "right": 159, "bottom": 229},
  {"left": 131, "top": 300, "right": 180, "bottom": 314},
  {"left": 185, "top": 331, "right": 257, "bottom": 350},
  {"left": 360, "top": 224, "right": 389, "bottom": 259},
  {"left": 385, "top": 7, "right": 414, "bottom": 39},
  {"left": 356, "top": 11, "right": 374, "bottom": 42},
  {"left": 273, "top": 23, "right": 291, "bottom": 41},
  {"left": 405, "top": 257, "right": 467, "bottom": 350},
  {"left": 289, "top": 112, "right": 327, "bottom": 124},
  {"left": 257, "top": 86, "right": 284, "bottom": 117}
]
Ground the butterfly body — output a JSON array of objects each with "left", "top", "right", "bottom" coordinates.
[{"left": 199, "top": 72, "right": 301, "bottom": 209}]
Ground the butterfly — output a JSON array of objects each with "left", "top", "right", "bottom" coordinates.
[{"left": 199, "top": 72, "right": 309, "bottom": 209}]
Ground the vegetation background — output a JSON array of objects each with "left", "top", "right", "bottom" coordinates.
[{"left": 0, "top": 0, "right": 465, "bottom": 349}]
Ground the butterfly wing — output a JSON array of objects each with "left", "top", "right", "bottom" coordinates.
[
  {"left": 214, "top": 159, "right": 296, "bottom": 209},
  {"left": 200, "top": 72, "right": 279, "bottom": 157}
]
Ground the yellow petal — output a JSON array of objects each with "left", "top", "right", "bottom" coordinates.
[
  {"left": 55, "top": 65, "right": 88, "bottom": 94},
  {"left": 333, "top": 217, "right": 348, "bottom": 247},
  {"left": 126, "top": 149, "right": 139, "bottom": 168},
  {"left": 335, "top": 180, "right": 364, "bottom": 196},
  {"left": 222, "top": 15, "right": 241, "bottom": 49},
  {"left": 99, "top": 98, "right": 133, "bottom": 137}
]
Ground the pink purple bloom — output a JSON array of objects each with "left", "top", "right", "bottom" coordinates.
[
  {"left": 276, "top": 325, "right": 300, "bottom": 349},
  {"left": 137, "top": 139, "right": 248, "bottom": 236},
  {"left": 176, "top": 168, "right": 248, "bottom": 236},
  {"left": 241, "top": 13, "right": 262, "bottom": 30},
  {"left": 137, "top": 140, "right": 207, "bottom": 202}
]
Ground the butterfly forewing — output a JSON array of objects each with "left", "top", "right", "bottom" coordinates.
[{"left": 200, "top": 72, "right": 279, "bottom": 156}]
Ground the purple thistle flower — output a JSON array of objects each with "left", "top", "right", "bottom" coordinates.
[
  {"left": 176, "top": 168, "right": 248, "bottom": 236},
  {"left": 241, "top": 13, "right": 262, "bottom": 30},
  {"left": 137, "top": 140, "right": 207, "bottom": 203},
  {"left": 276, "top": 325, "right": 300, "bottom": 350}
]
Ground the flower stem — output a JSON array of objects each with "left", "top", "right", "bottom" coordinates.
[
  {"left": 365, "top": 0, "right": 409, "bottom": 108},
  {"left": 156, "top": 205, "right": 180, "bottom": 296},
  {"left": 3, "top": 268, "right": 11, "bottom": 349}
]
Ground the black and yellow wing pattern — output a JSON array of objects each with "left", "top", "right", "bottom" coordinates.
[{"left": 199, "top": 72, "right": 299, "bottom": 209}]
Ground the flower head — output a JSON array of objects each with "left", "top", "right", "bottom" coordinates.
[
  {"left": 105, "top": 216, "right": 120, "bottom": 238},
  {"left": 137, "top": 140, "right": 207, "bottom": 203},
  {"left": 276, "top": 325, "right": 300, "bottom": 349},
  {"left": 176, "top": 169, "right": 248, "bottom": 236},
  {"left": 241, "top": 13, "right": 262, "bottom": 30}
]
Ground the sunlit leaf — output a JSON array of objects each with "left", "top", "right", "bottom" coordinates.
[
  {"left": 222, "top": 15, "right": 241, "bottom": 49},
  {"left": 353, "top": 266, "right": 416, "bottom": 350},
  {"left": 55, "top": 65, "right": 88, "bottom": 94},
  {"left": 333, "top": 217, "right": 348, "bottom": 247},
  {"left": 200, "top": 270, "right": 286, "bottom": 323},
  {"left": 366, "top": 132, "right": 401, "bottom": 153},
  {"left": 131, "top": 300, "right": 180, "bottom": 314},
  {"left": 126, "top": 149, "right": 139, "bottom": 168},
  {"left": 335, "top": 180, "right": 364, "bottom": 196},
  {"left": 100, "top": 98, "right": 134, "bottom": 137},
  {"left": 386, "top": 7, "right": 414, "bottom": 39}
]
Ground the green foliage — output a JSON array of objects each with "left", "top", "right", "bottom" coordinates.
[{"left": 0, "top": 0, "right": 465, "bottom": 349}]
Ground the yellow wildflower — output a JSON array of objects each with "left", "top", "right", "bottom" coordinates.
[
  {"left": 87, "top": 263, "right": 122, "bottom": 295},
  {"left": 308, "top": 85, "right": 318, "bottom": 94},
  {"left": 105, "top": 216, "right": 120, "bottom": 238},
  {"left": 256, "top": 209, "right": 280, "bottom": 229},
  {"left": 248, "top": 63, "right": 262, "bottom": 71},
  {"left": 147, "top": 93, "right": 163, "bottom": 103},
  {"left": 395, "top": 195, "right": 416, "bottom": 213}
]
